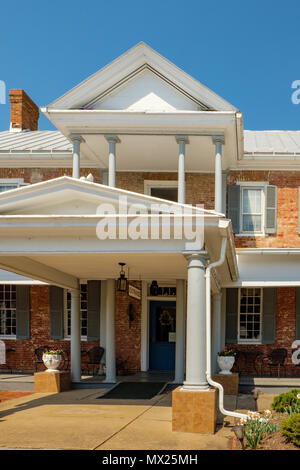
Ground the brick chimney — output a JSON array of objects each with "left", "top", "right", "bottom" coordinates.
[{"left": 9, "top": 89, "right": 39, "bottom": 131}]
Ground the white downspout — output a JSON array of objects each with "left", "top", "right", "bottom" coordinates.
[{"left": 205, "top": 237, "right": 248, "bottom": 421}]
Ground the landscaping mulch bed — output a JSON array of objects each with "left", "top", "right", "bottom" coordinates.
[
  {"left": 233, "top": 412, "right": 299, "bottom": 451},
  {"left": 0, "top": 391, "right": 34, "bottom": 403}
]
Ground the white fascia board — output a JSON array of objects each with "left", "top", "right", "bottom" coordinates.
[
  {"left": 218, "top": 218, "right": 239, "bottom": 282},
  {"left": 237, "top": 248, "right": 300, "bottom": 255},
  {"left": 46, "top": 43, "right": 237, "bottom": 112},
  {"left": 0, "top": 256, "right": 78, "bottom": 290},
  {"left": 223, "top": 281, "right": 300, "bottom": 287},
  {"left": 43, "top": 109, "right": 237, "bottom": 135}
]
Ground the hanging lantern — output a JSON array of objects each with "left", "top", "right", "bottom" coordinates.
[
  {"left": 150, "top": 280, "right": 159, "bottom": 296},
  {"left": 117, "top": 263, "right": 127, "bottom": 292}
]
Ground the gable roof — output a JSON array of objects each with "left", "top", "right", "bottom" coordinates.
[
  {"left": 46, "top": 42, "right": 237, "bottom": 112},
  {"left": 244, "top": 130, "right": 300, "bottom": 155}
]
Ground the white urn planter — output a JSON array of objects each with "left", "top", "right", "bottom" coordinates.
[
  {"left": 217, "top": 355, "right": 235, "bottom": 375},
  {"left": 42, "top": 353, "right": 62, "bottom": 372}
]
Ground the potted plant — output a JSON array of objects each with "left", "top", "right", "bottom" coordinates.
[
  {"left": 217, "top": 348, "right": 236, "bottom": 375},
  {"left": 42, "top": 347, "right": 63, "bottom": 372}
]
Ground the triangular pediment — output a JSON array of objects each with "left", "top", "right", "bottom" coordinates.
[
  {"left": 47, "top": 42, "right": 236, "bottom": 112},
  {"left": 0, "top": 176, "right": 213, "bottom": 216}
]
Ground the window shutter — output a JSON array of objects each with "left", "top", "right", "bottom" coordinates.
[
  {"left": 225, "top": 288, "right": 238, "bottom": 344},
  {"left": 296, "top": 287, "right": 300, "bottom": 340},
  {"left": 87, "top": 280, "right": 100, "bottom": 341},
  {"left": 16, "top": 285, "right": 30, "bottom": 340},
  {"left": 265, "top": 185, "right": 277, "bottom": 234},
  {"left": 262, "top": 288, "right": 276, "bottom": 344},
  {"left": 228, "top": 185, "right": 240, "bottom": 233},
  {"left": 50, "top": 286, "right": 64, "bottom": 340}
]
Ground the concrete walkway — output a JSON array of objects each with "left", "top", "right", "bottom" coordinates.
[{"left": 0, "top": 387, "right": 258, "bottom": 451}]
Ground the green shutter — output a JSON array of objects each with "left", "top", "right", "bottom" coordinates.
[
  {"left": 87, "top": 281, "right": 100, "bottom": 341},
  {"left": 16, "top": 285, "right": 30, "bottom": 340},
  {"left": 265, "top": 185, "right": 277, "bottom": 234},
  {"left": 50, "top": 286, "right": 64, "bottom": 340},
  {"left": 262, "top": 288, "right": 276, "bottom": 344},
  {"left": 228, "top": 185, "right": 240, "bottom": 233},
  {"left": 296, "top": 287, "right": 300, "bottom": 340},
  {"left": 225, "top": 288, "right": 238, "bottom": 344}
]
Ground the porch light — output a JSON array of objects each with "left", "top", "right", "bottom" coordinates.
[
  {"left": 117, "top": 263, "right": 127, "bottom": 292},
  {"left": 150, "top": 280, "right": 159, "bottom": 296}
]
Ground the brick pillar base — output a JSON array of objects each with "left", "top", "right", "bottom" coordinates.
[
  {"left": 172, "top": 386, "right": 218, "bottom": 434},
  {"left": 34, "top": 371, "right": 71, "bottom": 393}
]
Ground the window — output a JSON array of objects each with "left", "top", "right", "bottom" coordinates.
[
  {"left": 65, "top": 284, "right": 88, "bottom": 338},
  {"left": 0, "top": 179, "right": 26, "bottom": 193},
  {"left": 0, "top": 285, "right": 16, "bottom": 337},
  {"left": 241, "top": 187, "right": 264, "bottom": 233},
  {"left": 144, "top": 180, "right": 178, "bottom": 202},
  {"left": 238, "top": 288, "right": 262, "bottom": 343}
]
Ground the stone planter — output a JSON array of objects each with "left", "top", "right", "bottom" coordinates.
[
  {"left": 217, "top": 355, "right": 235, "bottom": 375},
  {"left": 42, "top": 353, "right": 62, "bottom": 372}
]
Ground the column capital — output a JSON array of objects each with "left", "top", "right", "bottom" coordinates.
[
  {"left": 105, "top": 134, "right": 121, "bottom": 144},
  {"left": 184, "top": 251, "right": 209, "bottom": 264},
  {"left": 175, "top": 135, "right": 189, "bottom": 144},
  {"left": 69, "top": 133, "right": 85, "bottom": 143},
  {"left": 212, "top": 135, "right": 225, "bottom": 145},
  {"left": 213, "top": 291, "right": 222, "bottom": 300}
]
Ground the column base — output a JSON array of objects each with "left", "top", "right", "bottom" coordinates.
[
  {"left": 212, "top": 373, "right": 239, "bottom": 396},
  {"left": 172, "top": 386, "right": 218, "bottom": 434},
  {"left": 34, "top": 371, "right": 71, "bottom": 393}
]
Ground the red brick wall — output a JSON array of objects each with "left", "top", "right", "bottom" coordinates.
[
  {"left": 115, "top": 281, "right": 142, "bottom": 373},
  {"left": 0, "top": 286, "right": 98, "bottom": 372},
  {"left": 227, "top": 287, "right": 298, "bottom": 376},
  {"left": 228, "top": 171, "right": 300, "bottom": 248}
]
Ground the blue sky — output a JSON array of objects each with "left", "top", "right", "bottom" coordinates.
[{"left": 0, "top": 0, "right": 299, "bottom": 131}]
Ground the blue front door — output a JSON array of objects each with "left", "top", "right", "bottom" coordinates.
[{"left": 149, "top": 301, "right": 176, "bottom": 371}]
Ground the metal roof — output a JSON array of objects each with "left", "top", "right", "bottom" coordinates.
[
  {"left": 244, "top": 130, "right": 300, "bottom": 155},
  {"left": 0, "top": 130, "right": 72, "bottom": 152},
  {"left": 1, "top": 129, "right": 300, "bottom": 156}
]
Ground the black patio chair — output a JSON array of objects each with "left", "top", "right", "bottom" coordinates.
[
  {"left": 33, "top": 345, "right": 49, "bottom": 371},
  {"left": 82, "top": 346, "right": 105, "bottom": 375},
  {"left": 262, "top": 348, "right": 288, "bottom": 377}
]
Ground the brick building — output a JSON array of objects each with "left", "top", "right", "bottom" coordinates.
[{"left": 0, "top": 42, "right": 299, "bottom": 386}]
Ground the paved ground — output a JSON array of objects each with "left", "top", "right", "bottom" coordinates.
[{"left": 0, "top": 373, "right": 280, "bottom": 450}]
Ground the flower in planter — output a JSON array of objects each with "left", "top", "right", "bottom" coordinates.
[
  {"left": 43, "top": 347, "right": 63, "bottom": 355},
  {"left": 218, "top": 348, "right": 236, "bottom": 357}
]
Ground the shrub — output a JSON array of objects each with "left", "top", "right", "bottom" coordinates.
[
  {"left": 281, "top": 413, "right": 300, "bottom": 447},
  {"left": 271, "top": 389, "right": 300, "bottom": 414}
]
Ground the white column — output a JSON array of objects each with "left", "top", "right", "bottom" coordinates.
[
  {"left": 175, "top": 135, "right": 189, "bottom": 204},
  {"left": 105, "top": 135, "right": 120, "bottom": 188},
  {"left": 212, "top": 136, "right": 224, "bottom": 214},
  {"left": 70, "top": 134, "right": 85, "bottom": 179},
  {"left": 98, "top": 280, "right": 107, "bottom": 375},
  {"left": 174, "top": 279, "right": 185, "bottom": 383},
  {"left": 211, "top": 292, "right": 222, "bottom": 374},
  {"left": 70, "top": 289, "right": 81, "bottom": 382},
  {"left": 104, "top": 279, "right": 116, "bottom": 383},
  {"left": 183, "top": 252, "right": 209, "bottom": 390}
]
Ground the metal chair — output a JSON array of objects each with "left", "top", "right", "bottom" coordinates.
[
  {"left": 82, "top": 346, "right": 105, "bottom": 375},
  {"left": 33, "top": 346, "right": 49, "bottom": 371},
  {"left": 263, "top": 348, "right": 288, "bottom": 377}
]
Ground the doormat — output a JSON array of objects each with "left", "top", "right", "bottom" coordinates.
[{"left": 97, "top": 382, "right": 166, "bottom": 400}]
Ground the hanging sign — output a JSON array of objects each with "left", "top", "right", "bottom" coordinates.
[{"left": 128, "top": 285, "right": 141, "bottom": 300}]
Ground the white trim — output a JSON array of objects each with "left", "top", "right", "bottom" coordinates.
[
  {"left": 144, "top": 179, "right": 178, "bottom": 196},
  {"left": 237, "top": 182, "right": 268, "bottom": 236}
]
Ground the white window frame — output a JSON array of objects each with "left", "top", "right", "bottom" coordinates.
[
  {"left": 237, "top": 181, "right": 268, "bottom": 236},
  {"left": 144, "top": 180, "right": 178, "bottom": 201},
  {"left": 0, "top": 178, "right": 27, "bottom": 192},
  {"left": 0, "top": 284, "right": 17, "bottom": 339},
  {"left": 64, "top": 283, "right": 88, "bottom": 341},
  {"left": 238, "top": 287, "right": 263, "bottom": 345}
]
